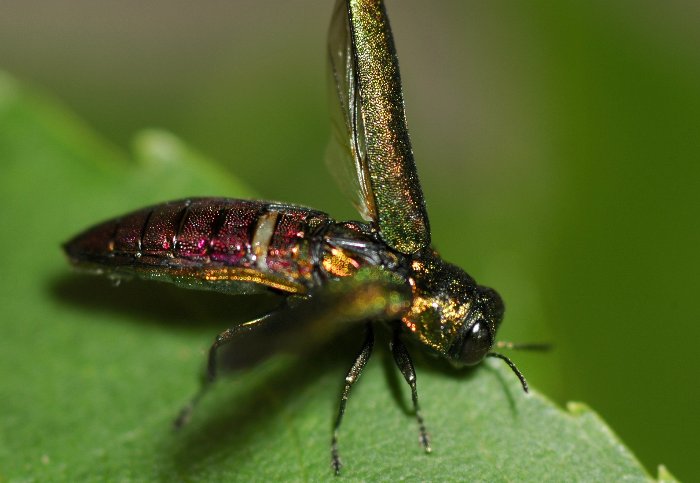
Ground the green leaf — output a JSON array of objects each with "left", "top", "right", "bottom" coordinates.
[{"left": 0, "top": 71, "right": 671, "bottom": 481}]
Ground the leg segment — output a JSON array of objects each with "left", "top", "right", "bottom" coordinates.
[
  {"left": 173, "top": 314, "right": 271, "bottom": 429},
  {"left": 206, "top": 315, "right": 273, "bottom": 382},
  {"left": 390, "top": 328, "right": 431, "bottom": 453},
  {"left": 331, "top": 324, "right": 375, "bottom": 475}
]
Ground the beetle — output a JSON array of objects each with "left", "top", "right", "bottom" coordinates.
[{"left": 64, "top": 0, "right": 537, "bottom": 475}]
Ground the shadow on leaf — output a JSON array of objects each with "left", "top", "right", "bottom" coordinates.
[
  {"left": 162, "top": 333, "right": 360, "bottom": 478},
  {"left": 50, "top": 273, "right": 281, "bottom": 332}
]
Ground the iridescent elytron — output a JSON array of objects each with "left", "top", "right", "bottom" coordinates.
[{"left": 64, "top": 0, "right": 536, "bottom": 475}]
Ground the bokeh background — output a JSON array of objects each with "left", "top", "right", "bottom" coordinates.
[{"left": 1, "top": 0, "right": 697, "bottom": 479}]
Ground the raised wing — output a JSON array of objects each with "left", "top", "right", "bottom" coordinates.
[
  {"left": 326, "top": 0, "right": 375, "bottom": 223},
  {"left": 326, "top": 0, "right": 431, "bottom": 255}
]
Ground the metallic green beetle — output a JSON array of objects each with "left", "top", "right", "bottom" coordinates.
[{"left": 64, "top": 0, "right": 535, "bottom": 475}]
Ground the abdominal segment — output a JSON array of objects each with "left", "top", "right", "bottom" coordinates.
[
  {"left": 63, "top": 198, "right": 334, "bottom": 293},
  {"left": 64, "top": 198, "right": 396, "bottom": 295}
]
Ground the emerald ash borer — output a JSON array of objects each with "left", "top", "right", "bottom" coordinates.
[{"left": 64, "top": 0, "right": 539, "bottom": 475}]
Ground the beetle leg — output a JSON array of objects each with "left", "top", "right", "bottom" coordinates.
[
  {"left": 331, "top": 323, "right": 374, "bottom": 476},
  {"left": 173, "top": 313, "right": 272, "bottom": 429},
  {"left": 207, "top": 314, "right": 278, "bottom": 382},
  {"left": 390, "top": 328, "right": 431, "bottom": 453}
]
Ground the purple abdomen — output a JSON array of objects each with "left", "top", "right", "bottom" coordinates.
[{"left": 64, "top": 198, "right": 333, "bottom": 289}]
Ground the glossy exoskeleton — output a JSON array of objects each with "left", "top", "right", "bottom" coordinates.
[{"left": 64, "top": 0, "right": 534, "bottom": 475}]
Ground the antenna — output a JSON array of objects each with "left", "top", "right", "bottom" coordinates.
[
  {"left": 494, "top": 341, "right": 551, "bottom": 351},
  {"left": 487, "top": 352, "right": 529, "bottom": 393}
]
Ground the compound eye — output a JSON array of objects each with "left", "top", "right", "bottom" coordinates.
[{"left": 459, "top": 320, "right": 492, "bottom": 366}]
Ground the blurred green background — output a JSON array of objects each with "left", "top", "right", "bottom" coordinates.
[{"left": 1, "top": 0, "right": 697, "bottom": 479}]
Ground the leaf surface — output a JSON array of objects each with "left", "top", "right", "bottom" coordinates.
[{"left": 0, "top": 72, "right": 666, "bottom": 481}]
